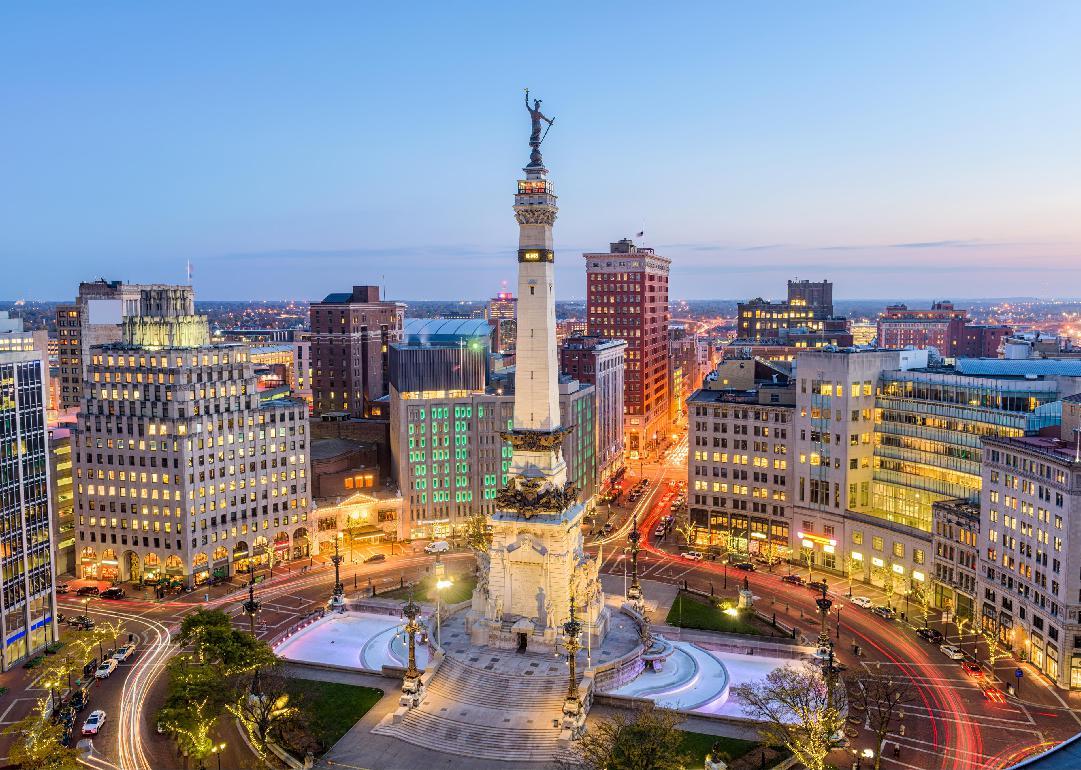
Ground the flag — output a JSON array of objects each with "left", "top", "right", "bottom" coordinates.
[{"left": 636, "top": 230, "right": 644, "bottom": 238}]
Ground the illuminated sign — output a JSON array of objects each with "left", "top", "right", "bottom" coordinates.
[
  {"left": 796, "top": 532, "right": 837, "bottom": 547},
  {"left": 518, "top": 249, "right": 554, "bottom": 263}
]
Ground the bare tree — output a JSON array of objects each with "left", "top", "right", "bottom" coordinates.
[
  {"left": 558, "top": 704, "right": 690, "bottom": 770},
  {"left": 733, "top": 663, "right": 847, "bottom": 770},
  {"left": 848, "top": 673, "right": 915, "bottom": 770},
  {"left": 872, "top": 565, "right": 896, "bottom": 608},
  {"left": 673, "top": 509, "right": 696, "bottom": 547},
  {"left": 982, "top": 628, "right": 1005, "bottom": 666}
]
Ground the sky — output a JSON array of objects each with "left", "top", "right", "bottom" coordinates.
[{"left": 2, "top": 3, "right": 1080, "bottom": 302}]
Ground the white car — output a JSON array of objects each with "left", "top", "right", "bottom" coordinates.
[
  {"left": 112, "top": 643, "right": 136, "bottom": 662},
  {"left": 424, "top": 541, "right": 450, "bottom": 554},
  {"left": 681, "top": 551, "right": 704, "bottom": 561},
  {"left": 850, "top": 596, "right": 874, "bottom": 609},
  {"left": 94, "top": 659, "right": 118, "bottom": 679},
  {"left": 82, "top": 710, "right": 106, "bottom": 735},
  {"left": 939, "top": 644, "right": 965, "bottom": 660}
]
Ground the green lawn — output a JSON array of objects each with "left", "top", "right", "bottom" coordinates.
[
  {"left": 666, "top": 591, "right": 775, "bottom": 636},
  {"left": 384, "top": 574, "right": 476, "bottom": 604},
  {"left": 283, "top": 679, "right": 383, "bottom": 751},
  {"left": 679, "top": 731, "right": 758, "bottom": 765}
]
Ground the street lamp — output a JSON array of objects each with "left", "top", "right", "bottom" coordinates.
[
  {"left": 401, "top": 590, "right": 424, "bottom": 706},
  {"left": 562, "top": 594, "right": 584, "bottom": 734},
  {"left": 434, "top": 558, "right": 451, "bottom": 649},
  {"left": 329, "top": 532, "right": 345, "bottom": 610},
  {"left": 627, "top": 509, "right": 643, "bottom": 611},
  {"left": 836, "top": 603, "right": 844, "bottom": 640},
  {"left": 211, "top": 742, "right": 226, "bottom": 770}
]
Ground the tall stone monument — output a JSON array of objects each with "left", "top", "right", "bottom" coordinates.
[{"left": 468, "top": 93, "right": 609, "bottom": 653}]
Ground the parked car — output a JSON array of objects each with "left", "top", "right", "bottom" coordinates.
[
  {"left": 53, "top": 705, "right": 76, "bottom": 726},
  {"left": 733, "top": 562, "right": 756, "bottom": 571},
  {"left": 424, "top": 541, "right": 450, "bottom": 554},
  {"left": 94, "top": 659, "right": 118, "bottom": 679},
  {"left": 680, "top": 551, "right": 704, "bottom": 561},
  {"left": 112, "top": 644, "right": 136, "bottom": 662},
  {"left": 601, "top": 522, "right": 614, "bottom": 534},
  {"left": 56, "top": 582, "right": 70, "bottom": 594},
  {"left": 781, "top": 574, "right": 805, "bottom": 586},
  {"left": 872, "top": 606, "right": 897, "bottom": 620},
  {"left": 76, "top": 586, "right": 100, "bottom": 597},
  {"left": 81, "top": 710, "right": 106, "bottom": 735},
  {"left": 939, "top": 644, "right": 966, "bottom": 660},
  {"left": 806, "top": 581, "right": 828, "bottom": 594},
  {"left": 100, "top": 587, "right": 125, "bottom": 600},
  {"left": 850, "top": 596, "right": 874, "bottom": 609},
  {"left": 916, "top": 627, "right": 944, "bottom": 644},
  {"left": 364, "top": 553, "right": 386, "bottom": 563},
  {"left": 961, "top": 660, "right": 983, "bottom": 676},
  {"left": 82, "top": 659, "right": 99, "bottom": 679}
]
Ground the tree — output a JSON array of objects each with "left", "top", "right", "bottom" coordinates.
[
  {"left": 872, "top": 565, "right": 896, "bottom": 608},
  {"left": 733, "top": 663, "right": 847, "bottom": 770},
  {"left": 463, "top": 510, "right": 492, "bottom": 553},
  {"left": 560, "top": 704, "right": 690, "bottom": 770},
  {"left": 176, "top": 608, "right": 276, "bottom": 676},
  {"left": 909, "top": 582, "right": 930, "bottom": 627},
  {"left": 157, "top": 657, "right": 226, "bottom": 765},
  {"left": 847, "top": 556, "right": 864, "bottom": 586},
  {"left": 954, "top": 612, "right": 972, "bottom": 655},
  {"left": 983, "top": 628, "right": 1005, "bottom": 666},
  {"left": 3, "top": 701, "right": 79, "bottom": 770},
  {"left": 673, "top": 509, "right": 696, "bottom": 547},
  {"left": 848, "top": 673, "right": 915, "bottom": 770},
  {"left": 228, "top": 668, "right": 298, "bottom": 758}
]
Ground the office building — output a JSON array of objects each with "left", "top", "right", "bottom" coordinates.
[
  {"left": 390, "top": 376, "right": 595, "bottom": 541},
  {"left": 560, "top": 335, "right": 626, "bottom": 484},
  {"left": 309, "top": 285, "right": 405, "bottom": 418},
  {"left": 0, "top": 311, "right": 48, "bottom": 356},
  {"left": 931, "top": 498, "right": 980, "bottom": 624},
  {"left": 585, "top": 238, "right": 671, "bottom": 458},
  {"left": 0, "top": 351, "right": 58, "bottom": 670},
  {"left": 73, "top": 287, "right": 311, "bottom": 587},
  {"left": 389, "top": 319, "right": 491, "bottom": 395},
  {"left": 55, "top": 280, "right": 148, "bottom": 411},
  {"left": 979, "top": 433, "right": 1081, "bottom": 689},
  {"left": 486, "top": 291, "right": 517, "bottom": 355},
  {"left": 49, "top": 426, "right": 76, "bottom": 576},
  {"left": 688, "top": 357, "right": 794, "bottom": 559},
  {"left": 877, "top": 301, "right": 1011, "bottom": 357},
  {"left": 737, "top": 279, "right": 837, "bottom": 342}
]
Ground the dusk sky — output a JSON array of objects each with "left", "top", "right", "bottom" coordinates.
[{"left": 3, "top": 3, "right": 1080, "bottom": 302}]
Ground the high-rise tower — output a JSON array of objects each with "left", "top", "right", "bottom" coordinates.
[{"left": 468, "top": 94, "right": 608, "bottom": 653}]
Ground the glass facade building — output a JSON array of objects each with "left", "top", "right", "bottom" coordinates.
[
  {"left": 0, "top": 352, "right": 57, "bottom": 670},
  {"left": 873, "top": 370, "right": 1061, "bottom": 531}
]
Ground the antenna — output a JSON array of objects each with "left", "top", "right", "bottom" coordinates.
[
  {"left": 186, "top": 260, "right": 193, "bottom": 286},
  {"left": 1074, "top": 427, "right": 1080, "bottom": 464}
]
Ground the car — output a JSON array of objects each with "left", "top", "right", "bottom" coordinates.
[
  {"left": 364, "top": 553, "right": 386, "bottom": 563},
  {"left": 806, "top": 580, "right": 828, "bottom": 593},
  {"left": 872, "top": 606, "right": 896, "bottom": 620},
  {"left": 781, "top": 574, "right": 805, "bottom": 586},
  {"left": 94, "top": 659, "right": 118, "bottom": 679},
  {"left": 112, "top": 644, "right": 136, "bottom": 662},
  {"left": 424, "top": 541, "right": 450, "bottom": 554},
  {"left": 100, "top": 587, "right": 125, "bottom": 600},
  {"left": 734, "top": 562, "right": 756, "bottom": 571},
  {"left": 81, "top": 710, "right": 106, "bottom": 735},
  {"left": 850, "top": 596, "right": 874, "bottom": 609},
  {"left": 76, "top": 586, "right": 100, "bottom": 597},
  {"left": 53, "top": 705, "right": 76, "bottom": 726},
  {"left": 653, "top": 526, "right": 666, "bottom": 537},
  {"left": 680, "top": 551, "right": 704, "bottom": 561},
  {"left": 916, "top": 627, "right": 944, "bottom": 644},
  {"left": 69, "top": 615, "right": 95, "bottom": 630},
  {"left": 601, "top": 522, "right": 614, "bottom": 534},
  {"left": 982, "top": 686, "right": 1007, "bottom": 703},
  {"left": 56, "top": 582, "right": 70, "bottom": 594},
  {"left": 961, "top": 660, "right": 983, "bottom": 676},
  {"left": 939, "top": 643, "right": 965, "bottom": 660},
  {"left": 82, "top": 659, "right": 99, "bottom": 679}
]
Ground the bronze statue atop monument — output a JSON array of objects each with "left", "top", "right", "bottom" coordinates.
[{"left": 524, "top": 88, "right": 555, "bottom": 166}]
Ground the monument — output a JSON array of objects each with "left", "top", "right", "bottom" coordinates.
[{"left": 467, "top": 90, "right": 609, "bottom": 654}]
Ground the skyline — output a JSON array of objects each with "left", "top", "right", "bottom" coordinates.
[{"left": 3, "top": 3, "right": 1080, "bottom": 300}]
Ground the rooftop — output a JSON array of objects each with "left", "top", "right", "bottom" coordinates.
[
  {"left": 311, "top": 437, "right": 368, "bottom": 461},
  {"left": 402, "top": 318, "right": 492, "bottom": 344},
  {"left": 985, "top": 435, "right": 1080, "bottom": 466},
  {"left": 955, "top": 359, "right": 1081, "bottom": 377}
]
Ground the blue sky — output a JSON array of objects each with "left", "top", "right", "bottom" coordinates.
[{"left": 2, "top": 3, "right": 1080, "bottom": 301}]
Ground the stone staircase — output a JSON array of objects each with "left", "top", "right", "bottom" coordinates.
[{"left": 374, "top": 652, "right": 578, "bottom": 762}]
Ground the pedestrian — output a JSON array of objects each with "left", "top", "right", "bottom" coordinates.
[
  {"left": 899, "top": 723, "right": 905, "bottom": 737},
  {"left": 893, "top": 743, "right": 901, "bottom": 759}
]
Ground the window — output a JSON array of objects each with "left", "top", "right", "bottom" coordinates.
[
  {"left": 872, "top": 536, "right": 883, "bottom": 552},
  {"left": 852, "top": 531, "right": 863, "bottom": 545},
  {"left": 893, "top": 542, "right": 905, "bottom": 559}
]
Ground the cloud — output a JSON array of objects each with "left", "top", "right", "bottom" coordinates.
[{"left": 889, "top": 239, "right": 982, "bottom": 249}]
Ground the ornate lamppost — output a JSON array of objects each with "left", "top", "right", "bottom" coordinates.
[
  {"left": 627, "top": 509, "right": 643, "bottom": 612},
  {"left": 241, "top": 564, "right": 262, "bottom": 696},
  {"left": 329, "top": 532, "right": 345, "bottom": 610},
  {"left": 561, "top": 595, "right": 586, "bottom": 736},
  {"left": 400, "top": 591, "right": 424, "bottom": 707},
  {"left": 815, "top": 578, "right": 833, "bottom": 662}
]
